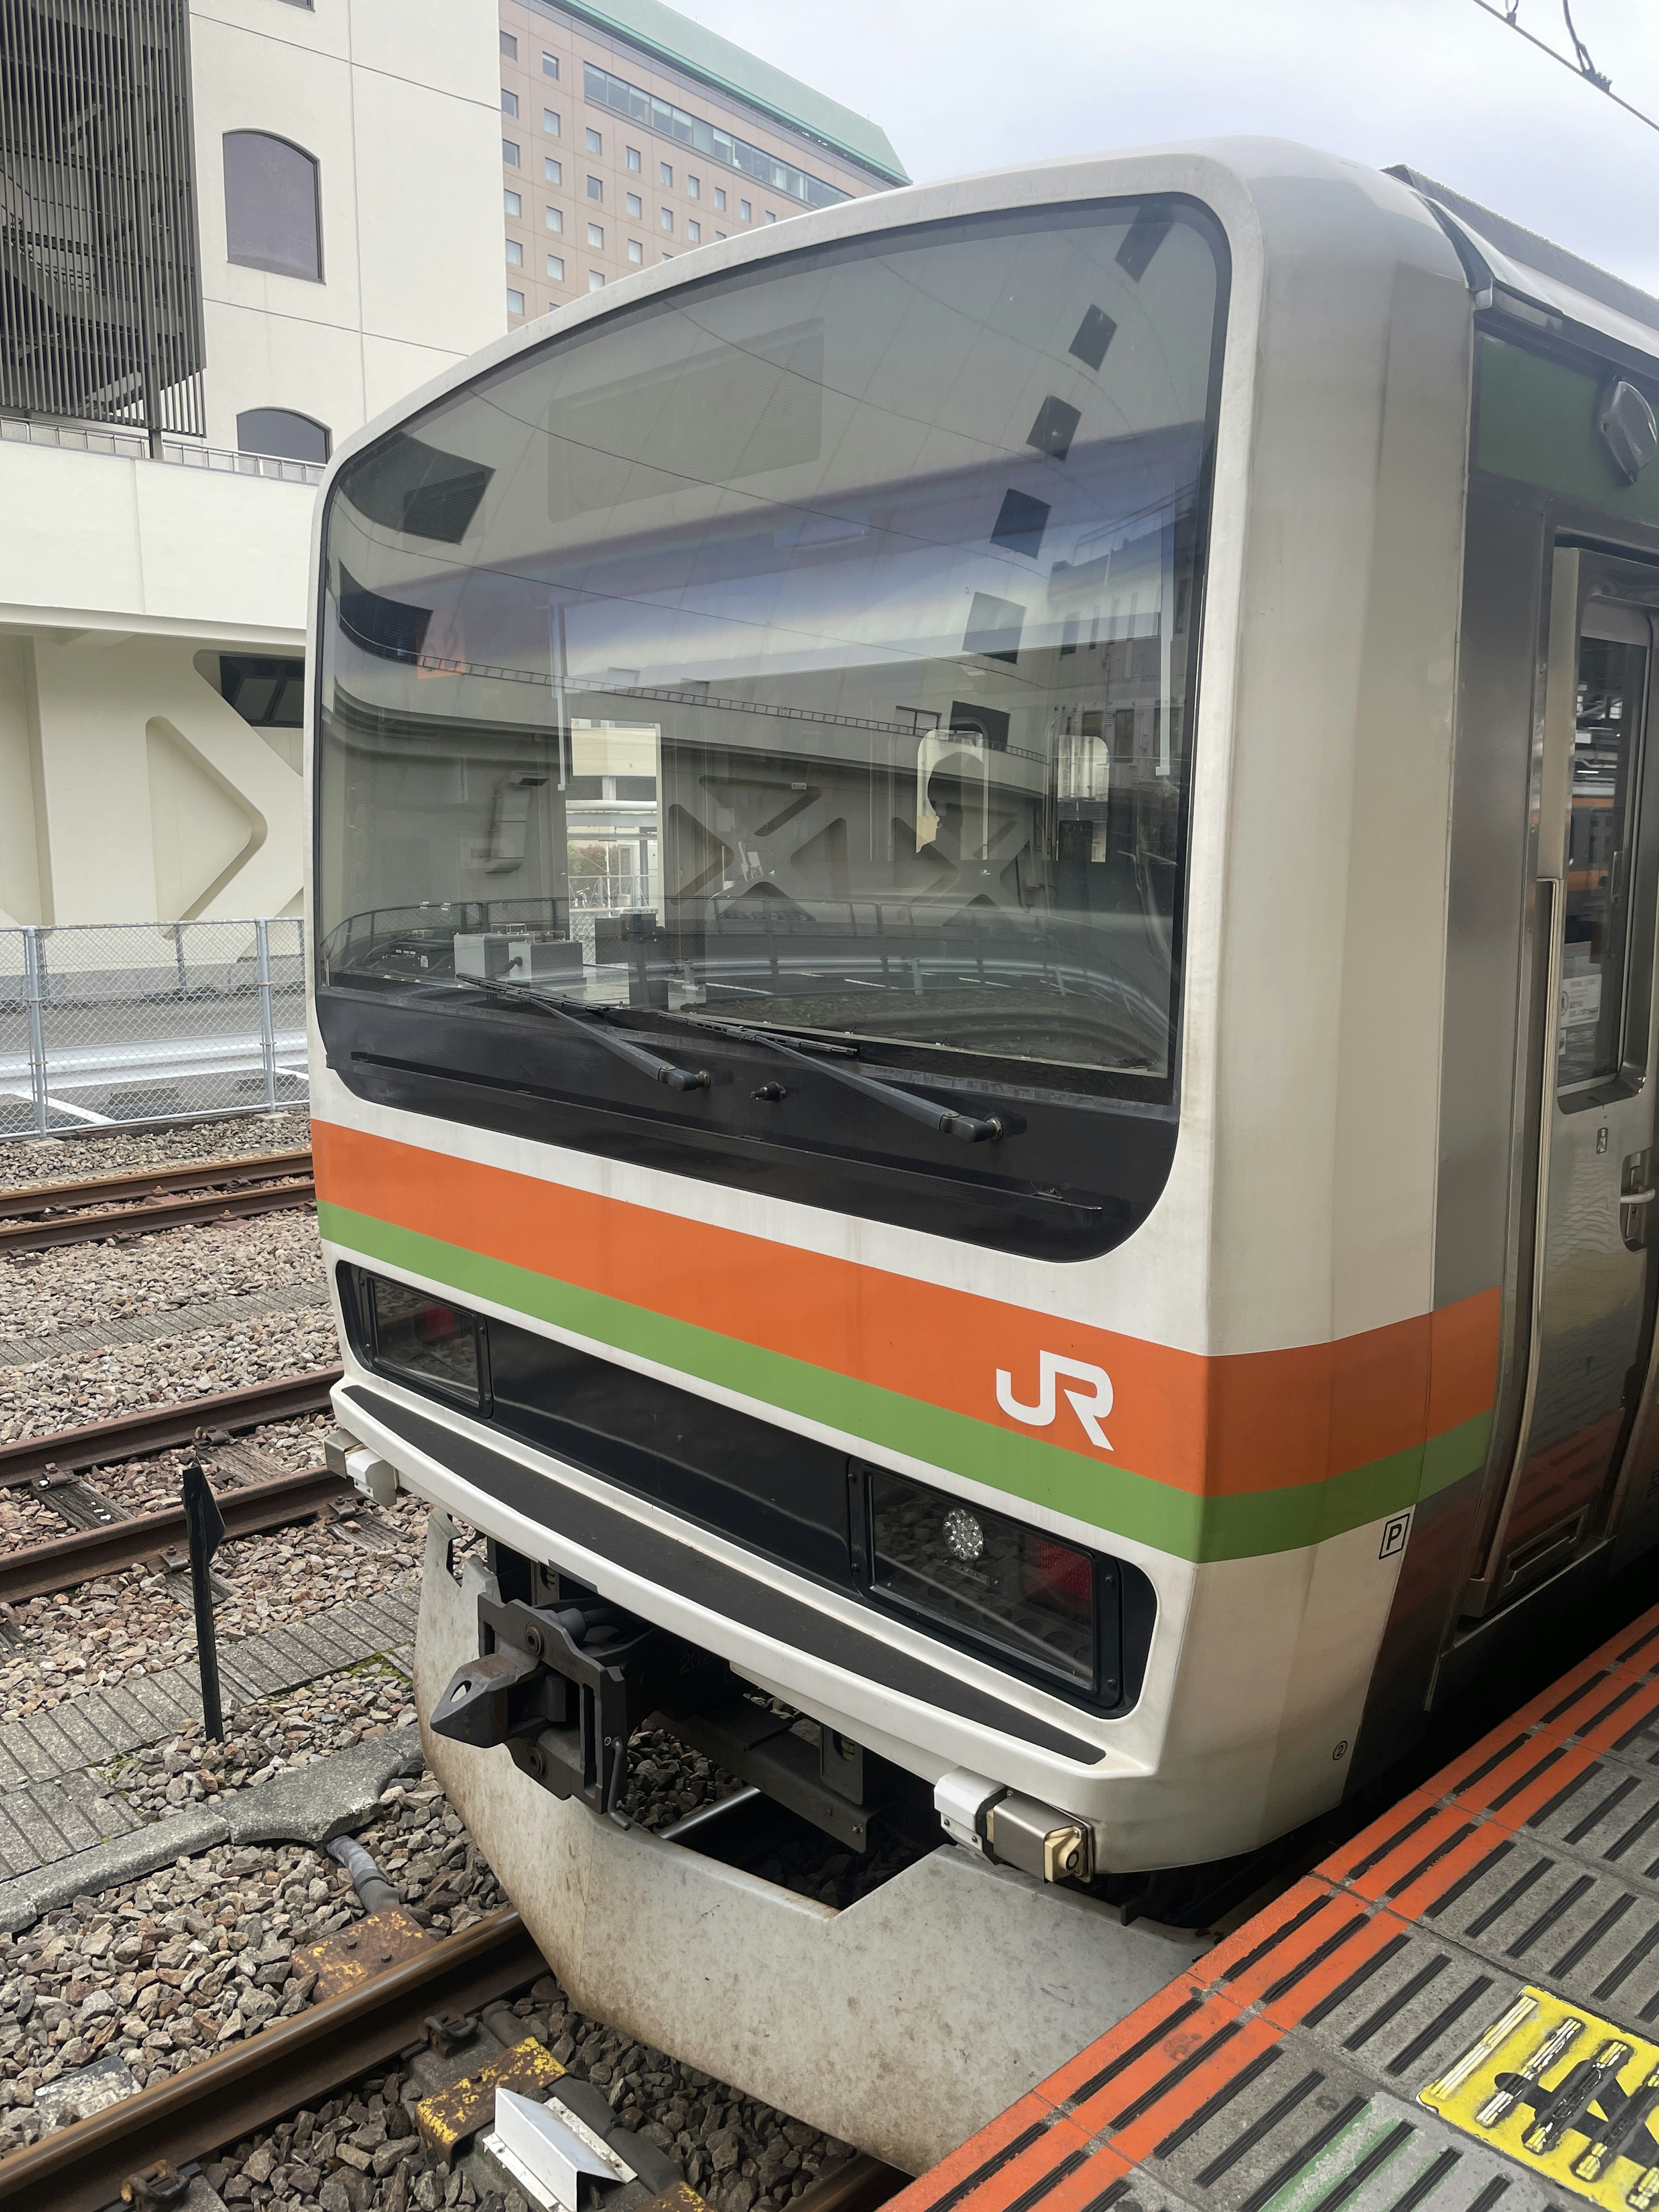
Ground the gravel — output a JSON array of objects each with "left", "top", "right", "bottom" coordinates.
[
  {"left": 0, "top": 1488, "right": 422, "bottom": 1726},
  {"left": 0, "top": 1112, "right": 311, "bottom": 1194},
  {"left": 0, "top": 1208, "right": 322, "bottom": 1344},
  {"left": 0, "top": 1303, "right": 339, "bottom": 1445},
  {"left": 90, "top": 1659, "right": 420, "bottom": 1825},
  {"left": 0, "top": 1688, "right": 860, "bottom": 2212},
  {"left": 0, "top": 1753, "right": 509, "bottom": 2152}
]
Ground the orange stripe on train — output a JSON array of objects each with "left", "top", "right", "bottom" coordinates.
[{"left": 313, "top": 1122, "right": 1499, "bottom": 1500}]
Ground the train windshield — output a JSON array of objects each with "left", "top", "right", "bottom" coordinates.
[{"left": 315, "top": 198, "right": 1224, "bottom": 1092}]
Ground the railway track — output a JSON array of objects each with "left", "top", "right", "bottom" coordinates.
[
  {"left": 0, "top": 1366, "right": 341, "bottom": 1489},
  {"left": 0, "top": 1368, "right": 348, "bottom": 1599},
  {"left": 0, "top": 1462, "right": 351, "bottom": 1602},
  {"left": 0, "top": 1147, "right": 315, "bottom": 1252},
  {"left": 0, "top": 1901, "right": 908, "bottom": 2212}
]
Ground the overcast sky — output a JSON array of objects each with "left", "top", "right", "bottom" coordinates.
[{"left": 682, "top": 0, "right": 1659, "bottom": 294}]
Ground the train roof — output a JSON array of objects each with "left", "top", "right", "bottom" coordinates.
[{"left": 1387, "top": 162, "right": 1659, "bottom": 376}]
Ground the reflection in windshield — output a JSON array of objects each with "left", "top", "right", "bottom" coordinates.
[{"left": 317, "top": 200, "right": 1224, "bottom": 1087}]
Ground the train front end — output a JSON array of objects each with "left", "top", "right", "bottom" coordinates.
[{"left": 307, "top": 144, "right": 1478, "bottom": 2164}]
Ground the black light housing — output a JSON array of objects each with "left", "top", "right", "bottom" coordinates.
[
  {"left": 362, "top": 1274, "right": 488, "bottom": 1408},
  {"left": 855, "top": 1464, "right": 1123, "bottom": 1703}
]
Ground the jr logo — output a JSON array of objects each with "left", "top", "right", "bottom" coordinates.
[{"left": 995, "top": 1352, "right": 1114, "bottom": 1451}]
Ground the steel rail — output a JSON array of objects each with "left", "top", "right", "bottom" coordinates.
[
  {"left": 0, "top": 1369, "right": 343, "bottom": 1489},
  {"left": 0, "top": 1909, "right": 546, "bottom": 2212},
  {"left": 0, "top": 1463, "right": 351, "bottom": 1603},
  {"left": 0, "top": 1147, "right": 313, "bottom": 1218},
  {"left": 0, "top": 1177, "right": 315, "bottom": 1253}
]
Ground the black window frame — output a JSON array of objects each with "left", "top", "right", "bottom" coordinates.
[
  {"left": 222, "top": 129, "right": 323, "bottom": 282},
  {"left": 313, "top": 196, "right": 1232, "bottom": 1264},
  {"left": 236, "top": 406, "right": 331, "bottom": 464}
]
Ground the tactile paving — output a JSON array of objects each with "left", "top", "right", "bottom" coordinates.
[{"left": 890, "top": 1601, "right": 1659, "bottom": 2212}]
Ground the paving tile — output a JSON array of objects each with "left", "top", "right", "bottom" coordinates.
[
  {"left": 278, "top": 1617, "right": 357, "bottom": 1678},
  {"left": 0, "top": 1738, "right": 36, "bottom": 1791},
  {"left": 33, "top": 1786, "right": 101, "bottom": 1856},
  {"left": 1, "top": 1719, "right": 70, "bottom": 1784},
  {"left": 248, "top": 1623, "right": 330, "bottom": 1688},
  {"left": 221, "top": 1640, "right": 289, "bottom": 1695},
  {"left": 2, "top": 1791, "right": 66, "bottom": 1871},
  {"left": 89, "top": 1683, "right": 161, "bottom": 1753},
  {"left": 44, "top": 1699, "right": 124, "bottom": 1769}
]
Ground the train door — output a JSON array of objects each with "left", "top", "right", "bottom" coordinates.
[{"left": 1469, "top": 550, "right": 1659, "bottom": 1613}]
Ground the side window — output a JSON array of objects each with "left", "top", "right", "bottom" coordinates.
[
  {"left": 1560, "top": 608, "right": 1656, "bottom": 1090},
  {"left": 237, "top": 407, "right": 330, "bottom": 463},
  {"left": 223, "top": 131, "right": 322, "bottom": 280}
]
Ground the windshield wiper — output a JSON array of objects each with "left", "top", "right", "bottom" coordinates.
[
  {"left": 653, "top": 1010, "right": 1003, "bottom": 1143},
  {"left": 472, "top": 977, "right": 712, "bottom": 1093}
]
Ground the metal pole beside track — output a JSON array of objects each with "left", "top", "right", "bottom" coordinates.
[
  {"left": 255, "top": 916, "right": 278, "bottom": 1110},
  {"left": 22, "top": 927, "right": 48, "bottom": 1135},
  {"left": 182, "top": 1453, "right": 227, "bottom": 1739}
]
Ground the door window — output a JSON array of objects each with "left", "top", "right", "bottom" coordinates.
[{"left": 1560, "top": 628, "right": 1650, "bottom": 1088}]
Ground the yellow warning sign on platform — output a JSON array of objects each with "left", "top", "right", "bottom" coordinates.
[{"left": 1421, "top": 1987, "right": 1659, "bottom": 2209}]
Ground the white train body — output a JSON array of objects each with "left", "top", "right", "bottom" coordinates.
[{"left": 308, "top": 140, "right": 1659, "bottom": 2158}]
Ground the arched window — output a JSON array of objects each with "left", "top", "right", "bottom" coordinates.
[
  {"left": 237, "top": 408, "right": 331, "bottom": 464},
  {"left": 223, "top": 132, "right": 321, "bottom": 280}
]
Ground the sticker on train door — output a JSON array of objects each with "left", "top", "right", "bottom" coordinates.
[{"left": 1419, "top": 1985, "right": 1659, "bottom": 2209}]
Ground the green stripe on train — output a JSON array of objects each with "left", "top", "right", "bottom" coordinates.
[{"left": 320, "top": 1202, "right": 1491, "bottom": 1565}]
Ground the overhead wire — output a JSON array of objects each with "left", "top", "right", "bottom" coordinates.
[{"left": 1467, "top": 0, "right": 1659, "bottom": 137}]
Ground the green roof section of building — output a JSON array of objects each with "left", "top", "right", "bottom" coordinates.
[{"left": 553, "top": 0, "right": 909, "bottom": 186}]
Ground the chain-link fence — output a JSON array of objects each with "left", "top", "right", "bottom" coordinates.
[{"left": 0, "top": 919, "right": 307, "bottom": 1139}]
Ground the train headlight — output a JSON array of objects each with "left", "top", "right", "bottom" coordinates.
[
  {"left": 943, "top": 1507, "right": 985, "bottom": 1562},
  {"left": 863, "top": 1468, "right": 1099, "bottom": 1689}
]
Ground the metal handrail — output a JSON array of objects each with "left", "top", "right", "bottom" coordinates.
[{"left": 0, "top": 413, "right": 323, "bottom": 485}]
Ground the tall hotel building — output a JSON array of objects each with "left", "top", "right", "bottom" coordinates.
[{"left": 496, "top": 0, "right": 907, "bottom": 322}]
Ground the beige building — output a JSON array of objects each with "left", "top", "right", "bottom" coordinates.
[
  {"left": 0, "top": 0, "right": 506, "bottom": 933},
  {"left": 496, "top": 0, "right": 907, "bottom": 323}
]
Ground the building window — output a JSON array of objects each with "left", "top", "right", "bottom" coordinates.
[
  {"left": 715, "top": 229, "right": 726, "bottom": 240},
  {"left": 659, "top": 161, "right": 672, "bottom": 186},
  {"left": 764, "top": 210, "right": 776, "bottom": 224},
  {"left": 687, "top": 219, "right": 700, "bottom": 243},
  {"left": 499, "top": 30, "right": 517, "bottom": 58},
  {"left": 583, "top": 59, "right": 852, "bottom": 212},
  {"left": 506, "top": 238, "right": 523, "bottom": 266},
  {"left": 507, "top": 288, "right": 524, "bottom": 315},
  {"left": 547, "top": 254, "right": 565, "bottom": 281},
  {"left": 660, "top": 207, "right": 672, "bottom": 232},
  {"left": 714, "top": 186, "right": 726, "bottom": 211},
  {"left": 504, "top": 188, "right": 521, "bottom": 216},
  {"left": 739, "top": 198, "right": 750, "bottom": 221},
  {"left": 687, "top": 174, "right": 699, "bottom": 199},
  {"left": 501, "top": 89, "right": 519, "bottom": 118},
  {"left": 588, "top": 270, "right": 604, "bottom": 291},
  {"left": 223, "top": 132, "right": 322, "bottom": 280},
  {"left": 546, "top": 206, "right": 563, "bottom": 233},
  {"left": 625, "top": 192, "right": 641, "bottom": 218},
  {"left": 543, "top": 110, "right": 560, "bottom": 137},
  {"left": 627, "top": 238, "right": 642, "bottom": 264},
  {"left": 587, "top": 221, "right": 603, "bottom": 248},
  {"left": 626, "top": 146, "right": 641, "bottom": 171},
  {"left": 503, "top": 140, "right": 520, "bottom": 166},
  {"left": 542, "top": 51, "right": 559, "bottom": 77},
  {"left": 661, "top": 250, "right": 673, "bottom": 261},
  {"left": 587, "top": 175, "right": 602, "bottom": 200},
  {"left": 236, "top": 407, "right": 329, "bottom": 463},
  {"left": 544, "top": 157, "right": 562, "bottom": 184},
  {"left": 585, "top": 127, "right": 601, "bottom": 153}
]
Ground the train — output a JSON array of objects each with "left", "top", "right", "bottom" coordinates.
[{"left": 308, "top": 137, "right": 1659, "bottom": 2168}]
